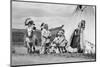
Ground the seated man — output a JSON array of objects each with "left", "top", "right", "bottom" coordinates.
[{"left": 51, "top": 29, "right": 68, "bottom": 53}]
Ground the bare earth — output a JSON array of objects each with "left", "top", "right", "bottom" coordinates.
[{"left": 11, "top": 46, "right": 95, "bottom": 66}]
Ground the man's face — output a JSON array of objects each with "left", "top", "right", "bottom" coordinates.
[
  {"left": 58, "top": 31, "right": 64, "bottom": 36},
  {"left": 28, "top": 23, "right": 32, "bottom": 27},
  {"left": 80, "top": 21, "right": 85, "bottom": 30}
]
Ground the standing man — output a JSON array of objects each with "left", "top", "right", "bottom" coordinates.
[
  {"left": 79, "top": 20, "right": 86, "bottom": 52},
  {"left": 24, "top": 18, "right": 36, "bottom": 53},
  {"left": 40, "top": 23, "right": 51, "bottom": 54},
  {"left": 70, "top": 20, "right": 86, "bottom": 53}
]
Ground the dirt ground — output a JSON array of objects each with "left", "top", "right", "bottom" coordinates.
[{"left": 11, "top": 46, "right": 96, "bottom": 66}]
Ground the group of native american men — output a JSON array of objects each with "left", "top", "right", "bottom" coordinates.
[{"left": 24, "top": 18, "right": 86, "bottom": 54}]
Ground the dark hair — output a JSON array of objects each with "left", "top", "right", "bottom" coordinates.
[
  {"left": 78, "top": 20, "right": 85, "bottom": 28},
  {"left": 41, "top": 23, "right": 45, "bottom": 27},
  {"left": 28, "top": 21, "right": 33, "bottom": 25},
  {"left": 33, "top": 27, "right": 36, "bottom": 30},
  {"left": 81, "top": 20, "right": 85, "bottom": 29},
  {"left": 44, "top": 24, "right": 48, "bottom": 30},
  {"left": 25, "top": 18, "right": 31, "bottom": 26}
]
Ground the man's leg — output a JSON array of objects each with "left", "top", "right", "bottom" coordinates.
[{"left": 40, "top": 37, "right": 45, "bottom": 54}]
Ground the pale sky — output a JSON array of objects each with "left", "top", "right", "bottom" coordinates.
[{"left": 12, "top": 1, "right": 95, "bottom": 44}]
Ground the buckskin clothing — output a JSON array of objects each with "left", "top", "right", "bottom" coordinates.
[
  {"left": 25, "top": 26, "right": 36, "bottom": 43},
  {"left": 41, "top": 29, "right": 51, "bottom": 46},
  {"left": 40, "top": 29, "right": 51, "bottom": 54}
]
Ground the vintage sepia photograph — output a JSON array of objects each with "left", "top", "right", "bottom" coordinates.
[{"left": 11, "top": 0, "right": 96, "bottom": 66}]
